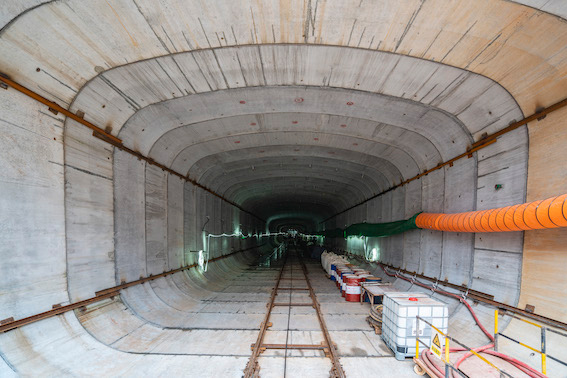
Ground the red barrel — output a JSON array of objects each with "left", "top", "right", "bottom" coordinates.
[
  {"left": 341, "top": 273, "right": 355, "bottom": 297},
  {"left": 335, "top": 266, "right": 343, "bottom": 288},
  {"left": 344, "top": 275, "right": 364, "bottom": 302},
  {"left": 336, "top": 266, "right": 348, "bottom": 288},
  {"left": 340, "top": 270, "right": 353, "bottom": 295}
]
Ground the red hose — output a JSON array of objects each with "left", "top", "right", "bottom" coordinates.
[
  {"left": 379, "top": 265, "right": 494, "bottom": 341},
  {"left": 422, "top": 346, "right": 547, "bottom": 378},
  {"left": 484, "top": 351, "right": 548, "bottom": 378},
  {"left": 420, "top": 349, "right": 446, "bottom": 376},
  {"left": 452, "top": 343, "right": 493, "bottom": 378},
  {"left": 377, "top": 264, "right": 547, "bottom": 378}
]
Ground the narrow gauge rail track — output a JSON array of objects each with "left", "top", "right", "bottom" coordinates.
[{"left": 243, "top": 245, "right": 345, "bottom": 378}]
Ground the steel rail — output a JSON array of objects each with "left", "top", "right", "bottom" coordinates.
[
  {"left": 0, "top": 244, "right": 265, "bottom": 333},
  {"left": 251, "top": 343, "right": 327, "bottom": 350},
  {"left": 322, "top": 96, "right": 567, "bottom": 223},
  {"left": 343, "top": 252, "right": 567, "bottom": 331},
  {"left": 272, "top": 303, "right": 314, "bottom": 307},
  {"left": 243, "top": 252, "right": 288, "bottom": 377},
  {"left": 0, "top": 74, "right": 265, "bottom": 223},
  {"left": 298, "top": 257, "right": 346, "bottom": 378},
  {"left": 245, "top": 247, "right": 346, "bottom": 377}
]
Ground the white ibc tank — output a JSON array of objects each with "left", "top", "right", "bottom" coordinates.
[{"left": 381, "top": 292, "right": 449, "bottom": 360}]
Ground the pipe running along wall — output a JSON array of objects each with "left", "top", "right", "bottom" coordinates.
[
  {"left": 319, "top": 194, "right": 567, "bottom": 237},
  {"left": 416, "top": 194, "right": 567, "bottom": 233}
]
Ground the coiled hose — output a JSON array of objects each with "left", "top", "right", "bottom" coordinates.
[
  {"left": 367, "top": 304, "right": 383, "bottom": 332},
  {"left": 379, "top": 265, "right": 547, "bottom": 378},
  {"left": 369, "top": 304, "right": 383, "bottom": 323}
]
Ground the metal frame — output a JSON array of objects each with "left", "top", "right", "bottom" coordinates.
[
  {"left": 494, "top": 309, "right": 567, "bottom": 375},
  {"left": 415, "top": 316, "right": 513, "bottom": 378}
]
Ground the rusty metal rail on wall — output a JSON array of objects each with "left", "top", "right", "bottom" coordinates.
[
  {"left": 322, "top": 95, "right": 567, "bottom": 223},
  {"left": 0, "top": 244, "right": 265, "bottom": 333},
  {"left": 0, "top": 73, "right": 265, "bottom": 223},
  {"left": 342, "top": 251, "right": 567, "bottom": 332}
]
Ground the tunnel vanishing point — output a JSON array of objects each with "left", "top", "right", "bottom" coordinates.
[{"left": 1, "top": 1, "right": 567, "bottom": 377}]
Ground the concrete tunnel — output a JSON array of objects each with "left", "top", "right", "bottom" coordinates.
[{"left": 1, "top": 1, "right": 567, "bottom": 377}]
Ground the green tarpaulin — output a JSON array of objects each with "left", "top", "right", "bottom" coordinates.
[
  {"left": 318, "top": 228, "right": 345, "bottom": 238},
  {"left": 317, "top": 213, "right": 420, "bottom": 238}
]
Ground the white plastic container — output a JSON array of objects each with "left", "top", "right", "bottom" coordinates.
[{"left": 381, "top": 292, "right": 449, "bottom": 360}]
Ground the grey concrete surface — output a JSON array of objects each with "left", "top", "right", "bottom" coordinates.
[{"left": 1, "top": 1, "right": 567, "bottom": 377}]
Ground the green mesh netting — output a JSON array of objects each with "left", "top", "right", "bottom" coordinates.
[
  {"left": 318, "top": 213, "right": 421, "bottom": 238},
  {"left": 319, "top": 228, "right": 345, "bottom": 238}
]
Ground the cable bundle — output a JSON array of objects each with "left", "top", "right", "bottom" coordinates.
[{"left": 367, "top": 304, "right": 383, "bottom": 334}]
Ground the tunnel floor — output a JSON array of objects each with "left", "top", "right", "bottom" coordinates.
[
  {"left": 239, "top": 246, "right": 416, "bottom": 377},
  {"left": 0, "top": 246, "right": 416, "bottom": 377}
]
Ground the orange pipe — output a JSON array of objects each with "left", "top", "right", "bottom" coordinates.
[
  {"left": 549, "top": 194, "right": 567, "bottom": 227},
  {"left": 415, "top": 195, "right": 567, "bottom": 232},
  {"left": 494, "top": 207, "right": 511, "bottom": 232},
  {"left": 504, "top": 205, "right": 522, "bottom": 231}
]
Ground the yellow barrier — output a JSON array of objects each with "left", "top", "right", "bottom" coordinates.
[
  {"left": 415, "top": 316, "right": 513, "bottom": 378},
  {"left": 493, "top": 310, "right": 567, "bottom": 376}
]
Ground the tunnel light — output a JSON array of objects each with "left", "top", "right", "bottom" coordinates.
[
  {"left": 371, "top": 247, "right": 379, "bottom": 261},
  {"left": 198, "top": 250, "right": 209, "bottom": 272},
  {"left": 365, "top": 247, "right": 380, "bottom": 262}
]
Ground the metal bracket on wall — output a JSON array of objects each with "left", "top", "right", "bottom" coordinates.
[
  {"left": 0, "top": 73, "right": 265, "bottom": 223},
  {"left": 322, "top": 95, "right": 567, "bottom": 223}
]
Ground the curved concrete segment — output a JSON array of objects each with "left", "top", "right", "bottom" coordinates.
[{"left": 1, "top": 0, "right": 567, "bottom": 377}]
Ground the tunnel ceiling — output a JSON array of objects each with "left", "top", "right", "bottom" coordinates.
[{"left": 2, "top": 0, "right": 567, "bottom": 226}]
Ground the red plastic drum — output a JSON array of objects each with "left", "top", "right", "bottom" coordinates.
[{"left": 344, "top": 275, "right": 364, "bottom": 302}]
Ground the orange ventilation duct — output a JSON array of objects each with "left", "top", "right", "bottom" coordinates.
[{"left": 415, "top": 194, "right": 567, "bottom": 232}]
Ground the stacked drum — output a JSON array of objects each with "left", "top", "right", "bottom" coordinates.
[
  {"left": 320, "top": 251, "right": 381, "bottom": 302},
  {"left": 344, "top": 274, "right": 365, "bottom": 302},
  {"left": 339, "top": 267, "right": 353, "bottom": 296}
]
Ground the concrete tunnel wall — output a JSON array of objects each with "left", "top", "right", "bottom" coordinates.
[
  {"left": 1, "top": 0, "right": 567, "bottom": 376},
  {"left": 0, "top": 84, "right": 268, "bottom": 375}
]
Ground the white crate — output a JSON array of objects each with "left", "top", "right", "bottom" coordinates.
[{"left": 381, "top": 292, "right": 448, "bottom": 360}]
